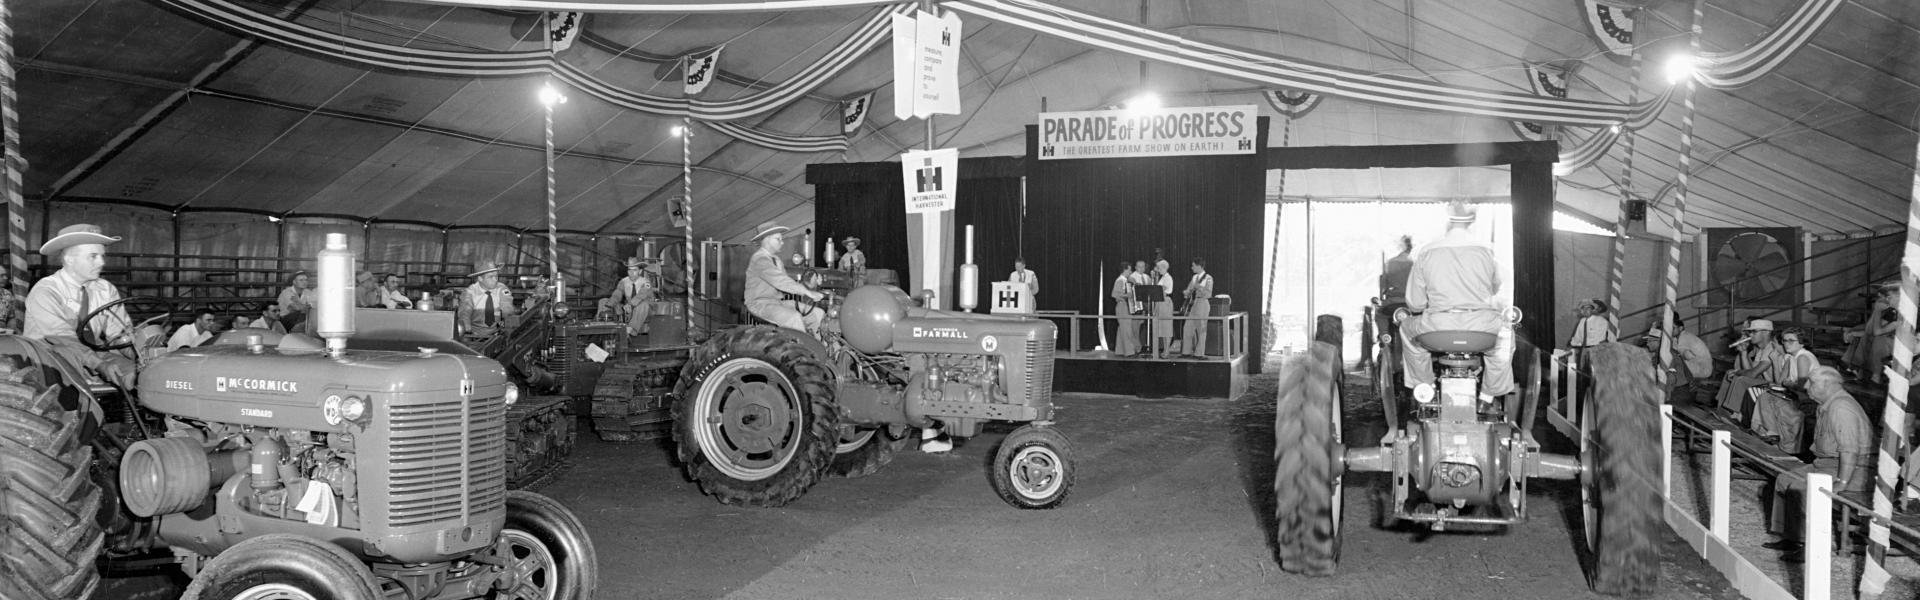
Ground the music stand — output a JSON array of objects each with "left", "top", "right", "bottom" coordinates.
[{"left": 1133, "top": 284, "right": 1164, "bottom": 304}]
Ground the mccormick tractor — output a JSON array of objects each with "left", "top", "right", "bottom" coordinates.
[
  {"left": 1272, "top": 312, "right": 1661, "bottom": 596},
  {"left": 0, "top": 234, "right": 597, "bottom": 600},
  {"left": 673, "top": 273, "right": 1074, "bottom": 509}
]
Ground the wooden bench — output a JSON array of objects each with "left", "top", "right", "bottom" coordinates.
[{"left": 1670, "top": 402, "right": 1802, "bottom": 480}]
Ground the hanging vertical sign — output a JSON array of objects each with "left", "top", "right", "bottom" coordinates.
[
  {"left": 891, "top": 10, "right": 961, "bottom": 119},
  {"left": 901, "top": 147, "right": 958, "bottom": 214}
]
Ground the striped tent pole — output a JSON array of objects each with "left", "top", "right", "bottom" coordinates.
[
  {"left": 681, "top": 115, "right": 693, "bottom": 337},
  {"left": 1606, "top": 40, "right": 1644, "bottom": 315},
  {"left": 1859, "top": 135, "right": 1920, "bottom": 600},
  {"left": 0, "top": 0, "right": 26, "bottom": 295},
  {"left": 1660, "top": 0, "right": 1704, "bottom": 375},
  {"left": 543, "top": 83, "right": 561, "bottom": 302},
  {"left": 1263, "top": 114, "right": 1292, "bottom": 351}
]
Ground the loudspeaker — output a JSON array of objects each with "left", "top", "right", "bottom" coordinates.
[{"left": 1625, "top": 199, "right": 1647, "bottom": 222}]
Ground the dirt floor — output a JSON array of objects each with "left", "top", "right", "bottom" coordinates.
[{"left": 98, "top": 356, "right": 1745, "bottom": 600}]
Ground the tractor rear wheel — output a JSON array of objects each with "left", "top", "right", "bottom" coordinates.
[
  {"left": 180, "top": 534, "right": 381, "bottom": 600},
  {"left": 500, "top": 491, "right": 598, "bottom": 600},
  {"left": 0, "top": 371, "right": 103, "bottom": 600},
  {"left": 1582, "top": 342, "right": 1660, "bottom": 596},
  {"left": 827, "top": 427, "right": 909, "bottom": 479},
  {"left": 1273, "top": 341, "right": 1343, "bottom": 576},
  {"left": 673, "top": 326, "right": 838, "bottom": 507}
]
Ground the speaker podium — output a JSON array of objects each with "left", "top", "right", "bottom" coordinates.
[{"left": 989, "top": 281, "right": 1034, "bottom": 314}]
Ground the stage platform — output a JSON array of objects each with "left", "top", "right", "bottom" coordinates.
[{"left": 1054, "top": 350, "right": 1249, "bottom": 399}]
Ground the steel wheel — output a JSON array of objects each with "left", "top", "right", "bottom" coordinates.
[
  {"left": 691, "top": 358, "right": 804, "bottom": 481},
  {"left": 991, "top": 425, "right": 1076, "bottom": 509},
  {"left": 499, "top": 529, "right": 559, "bottom": 600},
  {"left": 230, "top": 585, "right": 315, "bottom": 600}
]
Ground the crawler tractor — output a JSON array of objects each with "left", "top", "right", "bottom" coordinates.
[
  {"left": 0, "top": 234, "right": 597, "bottom": 600},
  {"left": 674, "top": 276, "right": 1074, "bottom": 509}
]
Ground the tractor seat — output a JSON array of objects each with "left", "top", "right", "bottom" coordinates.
[{"left": 1413, "top": 330, "right": 1497, "bottom": 353}]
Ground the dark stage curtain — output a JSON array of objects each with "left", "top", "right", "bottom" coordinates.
[
  {"left": 1022, "top": 119, "right": 1271, "bottom": 365},
  {"left": 807, "top": 157, "right": 1025, "bottom": 305}
]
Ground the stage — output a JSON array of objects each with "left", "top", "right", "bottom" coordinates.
[{"left": 1054, "top": 350, "right": 1250, "bottom": 399}]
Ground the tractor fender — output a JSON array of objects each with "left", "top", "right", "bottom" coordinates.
[{"left": 0, "top": 334, "right": 108, "bottom": 425}]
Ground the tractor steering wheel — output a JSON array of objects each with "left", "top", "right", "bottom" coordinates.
[{"left": 79, "top": 295, "right": 172, "bottom": 353}]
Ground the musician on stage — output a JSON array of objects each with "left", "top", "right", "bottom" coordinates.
[{"left": 744, "top": 221, "right": 824, "bottom": 334}]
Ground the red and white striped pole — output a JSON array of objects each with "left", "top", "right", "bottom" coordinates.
[
  {"left": 681, "top": 115, "right": 693, "bottom": 337},
  {"left": 1859, "top": 126, "right": 1920, "bottom": 600},
  {"left": 1660, "top": 0, "right": 1704, "bottom": 374},
  {"left": 0, "top": 0, "right": 27, "bottom": 296},
  {"left": 1607, "top": 40, "right": 1643, "bottom": 317}
]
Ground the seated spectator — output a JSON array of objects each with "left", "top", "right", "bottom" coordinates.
[
  {"left": 278, "top": 271, "right": 314, "bottom": 333},
  {"left": 354, "top": 270, "right": 381, "bottom": 307},
  {"left": 167, "top": 309, "right": 219, "bottom": 351},
  {"left": 1715, "top": 319, "right": 1783, "bottom": 424},
  {"left": 1751, "top": 327, "right": 1821, "bottom": 453},
  {"left": 1647, "top": 315, "right": 1712, "bottom": 404},
  {"left": 1764, "top": 366, "right": 1873, "bottom": 562},
  {"left": 252, "top": 304, "right": 286, "bottom": 334},
  {"left": 379, "top": 273, "right": 414, "bottom": 309},
  {"left": 0, "top": 287, "right": 22, "bottom": 334}
]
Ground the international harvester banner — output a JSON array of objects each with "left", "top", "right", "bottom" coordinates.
[{"left": 1036, "top": 104, "right": 1258, "bottom": 160}]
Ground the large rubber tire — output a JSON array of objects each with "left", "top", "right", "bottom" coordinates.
[
  {"left": 1583, "top": 342, "right": 1661, "bottom": 596},
  {"left": 826, "top": 427, "right": 909, "bottom": 479},
  {"left": 673, "top": 326, "right": 838, "bottom": 507},
  {"left": 0, "top": 375, "right": 104, "bottom": 600},
  {"left": 180, "top": 534, "right": 382, "bottom": 600},
  {"left": 991, "top": 425, "right": 1076, "bottom": 509},
  {"left": 499, "top": 490, "right": 599, "bottom": 600},
  {"left": 1273, "top": 341, "right": 1343, "bottom": 576}
]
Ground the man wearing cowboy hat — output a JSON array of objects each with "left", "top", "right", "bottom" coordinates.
[
  {"left": 1715, "top": 317, "right": 1785, "bottom": 422},
  {"left": 24, "top": 223, "right": 140, "bottom": 390},
  {"left": 745, "top": 221, "right": 823, "bottom": 333},
  {"left": 1398, "top": 200, "right": 1515, "bottom": 403},
  {"left": 609, "top": 256, "right": 658, "bottom": 336},
  {"left": 836, "top": 236, "right": 867, "bottom": 276},
  {"left": 459, "top": 261, "right": 515, "bottom": 339}
]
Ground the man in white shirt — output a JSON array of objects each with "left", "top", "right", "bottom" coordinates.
[
  {"left": 1009, "top": 258, "right": 1038, "bottom": 299},
  {"left": 379, "top": 273, "right": 414, "bottom": 309},
  {"left": 24, "top": 223, "right": 138, "bottom": 390},
  {"left": 168, "top": 309, "right": 219, "bottom": 351},
  {"left": 610, "top": 257, "right": 658, "bottom": 335},
  {"left": 1399, "top": 200, "right": 1514, "bottom": 401}
]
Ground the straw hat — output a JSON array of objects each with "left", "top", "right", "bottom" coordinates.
[
  {"left": 1445, "top": 199, "right": 1479, "bottom": 223},
  {"left": 843, "top": 236, "right": 861, "bottom": 246},
  {"left": 471, "top": 261, "right": 501, "bottom": 277},
  {"left": 1746, "top": 319, "right": 1774, "bottom": 332},
  {"left": 625, "top": 257, "right": 644, "bottom": 269},
  {"left": 39, "top": 223, "right": 121, "bottom": 255},
  {"left": 750, "top": 221, "right": 791, "bottom": 241}
]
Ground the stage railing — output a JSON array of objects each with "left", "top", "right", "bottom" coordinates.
[
  {"left": 1539, "top": 350, "right": 1920, "bottom": 599},
  {"left": 1029, "top": 310, "right": 1247, "bottom": 359}
]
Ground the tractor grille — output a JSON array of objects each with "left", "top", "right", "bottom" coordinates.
[
  {"left": 1025, "top": 337, "right": 1055, "bottom": 403},
  {"left": 545, "top": 326, "right": 617, "bottom": 383},
  {"left": 386, "top": 394, "right": 508, "bottom": 527}
]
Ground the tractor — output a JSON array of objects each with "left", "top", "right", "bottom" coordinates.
[
  {"left": 1272, "top": 311, "right": 1661, "bottom": 596},
  {"left": 672, "top": 271, "right": 1074, "bottom": 509},
  {"left": 0, "top": 234, "right": 597, "bottom": 600}
]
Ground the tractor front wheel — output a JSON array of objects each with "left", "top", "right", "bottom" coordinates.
[
  {"left": 673, "top": 326, "right": 839, "bottom": 507},
  {"left": 1273, "top": 341, "right": 1344, "bottom": 576},
  {"left": 990, "top": 425, "right": 1076, "bottom": 509},
  {"left": 1582, "top": 342, "right": 1660, "bottom": 596},
  {"left": 498, "top": 491, "right": 598, "bottom": 600},
  {"left": 180, "top": 534, "right": 381, "bottom": 600}
]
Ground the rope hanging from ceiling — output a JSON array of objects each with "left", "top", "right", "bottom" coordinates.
[{"left": 158, "top": 0, "right": 908, "bottom": 152}]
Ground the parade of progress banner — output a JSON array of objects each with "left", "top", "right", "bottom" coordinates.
[{"left": 1036, "top": 105, "right": 1258, "bottom": 160}]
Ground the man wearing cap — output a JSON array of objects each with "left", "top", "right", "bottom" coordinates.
[
  {"left": 609, "top": 257, "right": 658, "bottom": 336},
  {"left": 837, "top": 237, "right": 866, "bottom": 276},
  {"left": 1715, "top": 318, "right": 1784, "bottom": 422},
  {"left": 354, "top": 270, "right": 382, "bottom": 307},
  {"left": 745, "top": 222, "right": 823, "bottom": 333},
  {"left": 1399, "top": 200, "right": 1515, "bottom": 402},
  {"left": 24, "top": 223, "right": 139, "bottom": 390},
  {"left": 460, "top": 261, "right": 515, "bottom": 339}
]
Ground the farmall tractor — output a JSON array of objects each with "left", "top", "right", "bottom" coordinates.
[
  {"left": 0, "top": 234, "right": 597, "bottom": 600},
  {"left": 1272, "top": 311, "right": 1661, "bottom": 596},
  {"left": 673, "top": 271, "right": 1074, "bottom": 509}
]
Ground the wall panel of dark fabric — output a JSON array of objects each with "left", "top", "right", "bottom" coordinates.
[
  {"left": 808, "top": 157, "right": 1025, "bottom": 305},
  {"left": 1022, "top": 119, "right": 1271, "bottom": 364}
]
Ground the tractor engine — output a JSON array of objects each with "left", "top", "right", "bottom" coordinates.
[
  {"left": 833, "top": 285, "right": 1056, "bottom": 437},
  {"left": 121, "top": 341, "right": 512, "bottom": 567}
]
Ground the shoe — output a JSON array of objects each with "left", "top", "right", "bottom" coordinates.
[
  {"left": 1761, "top": 539, "right": 1802, "bottom": 550},
  {"left": 920, "top": 437, "right": 953, "bottom": 453},
  {"left": 1780, "top": 550, "right": 1804, "bottom": 563}
]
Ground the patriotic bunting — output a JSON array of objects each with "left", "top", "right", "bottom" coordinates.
[
  {"left": 1262, "top": 90, "right": 1322, "bottom": 119},
  {"left": 1695, "top": 0, "right": 1843, "bottom": 88},
  {"left": 547, "top": 11, "right": 581, "bottom": 53},
  {"left": 1580, "top": 1, "right": 1635, "bottom": 65},
  {"left": 684, "top": 47, "right": 721, "bottom": 95},
  {"left": 1512, "top": 62, "right": 1574, "bottom": 142},
  {"left": 841, "top": 91, "right": 875, "bottom": 135}
]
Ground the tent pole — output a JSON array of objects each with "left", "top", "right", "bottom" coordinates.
[
  {"left": 0, "top": 0, "right": 26, "bottom": 295},
  {"left": 1659, "top": 0, "right": 1704, "bottom": 374}
]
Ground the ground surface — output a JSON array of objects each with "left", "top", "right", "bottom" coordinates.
[{"left": 98, "top": 357, "right": 1743, "bottom": 600}]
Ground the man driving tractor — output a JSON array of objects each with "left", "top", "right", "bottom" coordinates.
[
  {"left": 1398, "top": 200, "right": 1514, "bottom": 402},
  {"left": 23, "top": 223, "right": 141, "bottom": 390},
  {"left": 743, "top": 221, "right": 824, "bottom": 334}
]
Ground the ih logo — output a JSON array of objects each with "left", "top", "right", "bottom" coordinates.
[
  {"left": 996, "top": 288, "right": 1020, "bottom": 308},
  {"left": 915, "top": 158, "right": 942, "bottom": 193}
]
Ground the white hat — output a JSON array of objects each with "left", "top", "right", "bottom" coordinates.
[
  {"left": 1747, "top": 319, "right": 1774, "bottom": 332},
  {"left": 39, "top": 223, "right": 121, "bottom": 255},
  {"left": 751, "top": 221, "right": 791, "bottom": 241},
  {"left": 471, "top": 261, "right": 501, "bottom": 277}
]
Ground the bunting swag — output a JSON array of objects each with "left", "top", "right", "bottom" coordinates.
[
  {"left": 709, "top": 121, "right": 850, "bottom": 153},
  {"left": 1262, "top": 90, "right": 1322, "bottom": 119},
  {"left": 1580, "top": 1, "right": 1635, "bottom": 65},
  {"left": 547, "top": 11, "right": 582, "bottom": 52},
  {"left": 1695, "top": 0, "right": 1843, "bottom": 88},
  {"left": 684, "top": 47, "right": 722, "bottom": 95},
  {"left": 157, "top": 0, "right": 905, "bottom": 152},
  {"left": 841, "top": 91, "right": 875, "bottom": 135},
  {"left": 1511, "top": 62, "right": 1574, "bottom": 142}
]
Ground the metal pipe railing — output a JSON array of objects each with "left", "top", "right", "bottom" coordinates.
[{"left": 1616, "top": 234, "right": 1891, "bottom": 323}]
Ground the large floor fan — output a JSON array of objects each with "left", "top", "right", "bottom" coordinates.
[{"left": 1707, "top": 227, "right": 1798, "bottom": 306}]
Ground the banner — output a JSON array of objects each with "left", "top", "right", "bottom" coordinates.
[
  {"left": 841, "top": 91, "right": 874, "bottom": 135},
  {"left": 1263, "top": 89, "right": 1322, "bottom": 119},
  {"left": 1036, "top": 104, "right": 1257, "bottom": 160},
  {"left": 684, "top": 46, "right": 721, "bottom": 95},
  {"left": 1580, "top": 0, "right": 1634, "bottom": 64},
  {"left": 547, "top": 12, "right": 582, "bottom": 53},
  {"left": 901, "top": 148, "right": 958, "bottom": 214},
  {"left": 893, "top": 10, "right": 961, "bottom": 118}
]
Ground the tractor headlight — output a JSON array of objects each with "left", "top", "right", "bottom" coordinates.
[
  {"left": 1412, "top": 383, "right": 1435, "bottom": 404},
  {"left": 504, "top": 383, "right": 521, "bottom": 406},
  {"left": 323, "top": 395, "right": 369, "bottom": 426}
]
